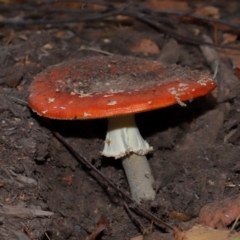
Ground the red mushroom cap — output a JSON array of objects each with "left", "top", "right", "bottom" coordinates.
[{"left": 28, "top": 55, "right": 216, "bottom": 119}]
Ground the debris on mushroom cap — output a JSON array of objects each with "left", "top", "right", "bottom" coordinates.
[{"left": 28, "top": 55, "right": 216, "bottom": 119}]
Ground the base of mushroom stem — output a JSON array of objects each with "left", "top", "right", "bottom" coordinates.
[{"left": 122, "top": 153, "right": 156, "bottom": 203}]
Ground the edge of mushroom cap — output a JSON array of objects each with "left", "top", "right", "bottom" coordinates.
[{"left": 28, "top": 55, "right": 217, "bottom": 119}]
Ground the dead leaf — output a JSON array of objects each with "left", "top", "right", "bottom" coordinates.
[
  {"left": 130, "top": 235, "right": 143, "bottom": 240},
  {"left": 169, "top": 211, "right": 191, "bottom": 222},
  {"left": 23, "top": 226, "right": 34, "bottom": 240},
  {"left": 43, "top": 43, "right": 53, "bottom": 50},
  {"left": 0, "top": 205, "right": 54, "bottom": 218},
  {"left": 175, "top": 224, "right": 240, "bottom": 240},
  {"left": 194, "top": 6, "right": 220, "bottom": 19},
  {"left": 234, "top": 67, "right": 240, "bottom": 79},
  {"left": 62, "top": 175, "right": 73, "bottom": 185},
  {"left": 199, "top": 195, "right": 240, "bottom": 228},
  {"left": 146, "top": 0, "right": 189, "bottom": 11},
  {"left": 217, "top": 43, "right": 240, "bottom": 68},
  {"left": 85, "top": 215, "right": 109, "bottom": 240},
  {"left": 0, "top": 0, "right": 28, "bottom": 4},
  {"left": 207, "top": 17, "right": 240, "bottom": 33},
  {"left": 50, "top": 2, "right": 105, "bottom": 10},
  {"left": 130, "top": 39, "right": 160, "bottom": 54},
  {"left": 222, "top": 33, "right": 238, "bottom": 45},
  {"left": 55, "top": 30, "right": 75, "bottom": 40},
  {"left": 116, "top": 15, "right": 134, "bottom": 25}
]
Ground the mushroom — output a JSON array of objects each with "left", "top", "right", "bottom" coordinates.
[{"left": 28, "top": 55, "right": 216, "bottom": 202}]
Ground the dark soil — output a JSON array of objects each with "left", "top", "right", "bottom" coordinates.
[{"left": 0, "top": 1, "right": 240, "bottom": 239}]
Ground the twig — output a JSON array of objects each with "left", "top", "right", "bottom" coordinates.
[
  {"left": 4, "top": 1, "right": 239, "bottom": 33},
  {"left": 42, "top": 231, "right": 51, "bottom": 240},
  {"left": 0, "top": 0, "right": 114, "bottom": 9},
  {"left": 0, "top": 4, "right": 128, "bottom": 26},
  {"left": 23, "top": 225, "right": 34, "bottom": 240},
  {"left": 230, "top": 214, "right": 240, "bottom": 232},
  {"left": 199, "top": 34, "right": 240, "bottom": 103},
  {"left": 124, "top": 9, "right": 240, "bottom": 51},
  {"left": 6, "top": 96, "right": 28, "bottom": 105},
  {"left": 38, "top": 0, "right": 115, "bottom": 8},
  {"left": 51, "top": 128, "right": 174, "bottom": 231},
  {"left": 1, "top": 1, "right": 240, "bottom": 51},
  {"left": 1, "top": 95, "right": 173, "bottom": 232},
  {"left": 145, "top": 8, "right": 240, "bottom": 32},
  {"left": 122, "top": 200, "right": 145, "bottom": 233},
  {"left": 79, "top": 46, "right": 113, "bottom": 55},
  {"left": 0, "top": 5, "right": 99, "bottom": 14},
  {"left": 199, "top": 35, "right": 220, "bottom": 82}
]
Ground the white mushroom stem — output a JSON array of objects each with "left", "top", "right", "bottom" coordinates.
[
  {"left": 122, "top": 153, "right": 155, "bottom": 202},
  {"left": 102, "top": 115, "right": 156, "bottom": 202}
]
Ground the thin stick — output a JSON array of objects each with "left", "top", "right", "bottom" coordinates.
[
  {"left": 230, "top": 214, "right": 240, "bottom": 232},
  {"left": 124, "top": 10, "right": 240, "bottom": 51},
  {"left": 79, "top": 46, "right": 113, "bottom": 56},
  {"left": 51, "top": 129, "right": 174, "bottom": 231},
  {"left": 122, "top": 200, "right": 145, "bottom": 233},
  {"left": 1, "top": 2, "right": 240, "bottom": 51},
  {"left": 0, "top": 4, "right": 128, "bottom": 26}
]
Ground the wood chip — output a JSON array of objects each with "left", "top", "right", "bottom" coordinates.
[{"left": 0, "top": 206, "right": 54, "bottom": 218}]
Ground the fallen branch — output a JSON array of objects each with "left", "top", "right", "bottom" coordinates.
[
  {"left": 0, "top": 206, "right": 54, "bottom": 218},
  {"left": 124, "top": 9, "right": 240, "bottom": 51},
  {"left": 51, "top": 128, "right": 174, "bottom": 232},
  {"left": 0, "top": 2, "right": 240, "bottom": 51},
  {"left": 0, "top": 6, "right": 126, "bottom": 26},
  {"left": 199, "top": 34, "right": 239, "bottom": 102}
]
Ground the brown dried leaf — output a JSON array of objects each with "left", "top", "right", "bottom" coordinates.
[
  {"left": 116, "top": 15, "right": 135, "bottom": 25},
  {"left": 85, "top": 215, "right": 109, "bottom": 240},
  {"left": 217, "top": 43, "right": 240, "bottom": 68},
  {"left": 54, "top": 30, "right": 75, "bottom": 40},
  {"left": 194, "top": 6, "right": 220, "bottom": 19},
  {"left": 169, "top": 211, "right": 191, "bottom": 222},
  {"left": 130, "top": 235, "right": 143, "bottom": 240},
  {"left": 234, "top": 67, "right": 240, "bottom": 79},
  {"left": 175, "top": 224, "right": 240, "bottom": 240},
  {"left": 146, "top": 0, "right": 190, "bottom": 11},
  {"left": 50, "top": 2, "right": 105, "bottom": 10},
  {"left": 222, "top": 33, "right": 238, "bottom": 45},
  {"left": 208, "top": 17, "right": 240, "bottom": 33},
  {"left": 130, "top": 38, "right": 160, "bottom": 54},
  {"left": 62, "top": 175, "right": 73, "bottom": 185},
  {"left": 0, "top": 0, "right": 28, "bottom": 4},
  {"left": 43, "top": 43, "right": 53, "bottom": 50},
  {"left": 199, "top": 195, "right": 240, "bottom": 228}
]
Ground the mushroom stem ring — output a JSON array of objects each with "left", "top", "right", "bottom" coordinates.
[{"left": 102, "top": 115, "right": 156, "bottom": 202}]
